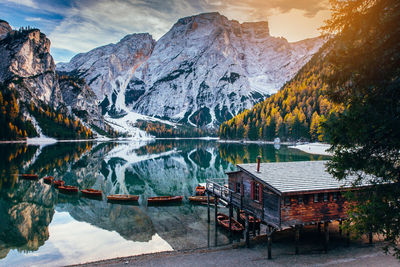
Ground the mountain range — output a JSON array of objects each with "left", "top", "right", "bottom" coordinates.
[{"left": 0, "top": 13, "right": 325, "bottom": 139}]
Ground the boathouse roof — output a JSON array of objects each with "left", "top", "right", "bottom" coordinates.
[{"left": 237, "top": 161, "right": 370, "bottom": 195}]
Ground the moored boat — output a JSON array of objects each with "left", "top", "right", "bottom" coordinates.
[
  {"left": 81, "top": 189, "right": 102, "bottom": 198},
  {"left": 195, "top": 185, "right": 206, "bottom": 196},
  {"left": 58, "top": 185, "right": 79, "bottom": 194},
  {"left": 239, "top": 211, "right": 261, "bottom": 230},
  {"left": 188, "top": 195, "right": 214, "bottom": 203},
  {"left": 107, "top": 194, "right": 139, "bottom": 202},
  {"left": 53, "top": 180, "right": 65, "bottom": 188},
  {"left": 20, "top": 174, "right": 39, "bottom": 180},
  {"left": 43, "top": 176, "right": 54, "bottom": 184},
  {"left": 217, "top": 213, "right": 244, "bottom": 233},
  {"left": 147, "top": 196, "right": 183, "bottom": 204}
]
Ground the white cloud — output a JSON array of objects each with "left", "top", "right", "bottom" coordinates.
[
  {"left": 49, "top": 0, "right": 202, "bottom": 54},
  {"left": 47, "top": 0, "right": 331, "bottom": 61},
  {"left": 2, "top": 0, "right": 37, "bottom": 8}
]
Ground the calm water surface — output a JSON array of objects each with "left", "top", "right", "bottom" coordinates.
[{"left": 0, "top": 140, "right": 329, "bottom": 266}]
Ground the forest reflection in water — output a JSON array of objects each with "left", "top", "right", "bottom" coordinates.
[{"left": 0, "top": 139, "right": 329, "bottom": 266}]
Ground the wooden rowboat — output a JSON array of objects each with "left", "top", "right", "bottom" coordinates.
[
  {"left": 239, "top": 211, "right": 261, "bottom": 230},
  {"left": 81, "top": 189, "right": 102, "bottom": 198},
  {"left": 217, "top": 213, "right": 244, "bottom": 233},
  {"left": 58, "top": 185, "right": 79, "bottom": 194},
  {"left": 189, "top": 196, "right": 214, "bottom": 203},
  {"left": 20, "top": 174, "right": 39, "bottom": 180},
  {"left": 107, "top": 194, "right": 139, "bottom": 202},
  {"left": 53, "top": 180, "right": 65, "bottom": 188},
  {"left": 43, "top": 176, "right": 54, "bottom": 184},
  {"left": 147, "top": 196, "right": 183, "bottom": 204},
  {"left": 195, "top": 185, "right": 206, "bottom": 196}
]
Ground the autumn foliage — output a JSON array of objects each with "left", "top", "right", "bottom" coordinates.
[{"left": 219, "top": 48, "right": 343, "bottom": 141}]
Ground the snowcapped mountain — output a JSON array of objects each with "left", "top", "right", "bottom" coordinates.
[{"left": 58, "top": 12, "right": 325, "bottom": 127}]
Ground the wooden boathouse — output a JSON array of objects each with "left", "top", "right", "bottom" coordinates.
[{"left": 206, "top": 159, "right": 370, "bottom": 259}]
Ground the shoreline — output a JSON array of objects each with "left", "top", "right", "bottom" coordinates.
[{"left": 69, "top": 232, "right": 398, "bottom": 267}]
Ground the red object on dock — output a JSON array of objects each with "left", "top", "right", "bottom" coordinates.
[
  {"left": 239, "top": 211, "right": 261, "bottom": 230},
  {"left": 189, "top": 196, "right": 214, "bottom": 203},
  {"left": 217, "top": 213, "right": 244, "bottom": 233},
  {"left": 147, "top": 196, "right": 183, "bottom": 204},
  {"left": 20, "top": 174, "right": 39, "bottom": 180},
  {"left": 81, "top": 189, "right": 102, "bottom": 197},
  {"left": 195, "top": 185, "right": 206, "bottom": 196},
  {"left": 58, "top": 185, "right": 79, "bottom": 194},
  {"left": 107, "top": 194, "right": 139, "bottom": 202},
  {"left": 43, "top": 176, "right": 54, "bottom": 184},
  {"left": 53, "top": 180, "right": 65, "bottom": 188}
]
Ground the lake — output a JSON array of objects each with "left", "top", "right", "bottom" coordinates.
[{"left": 0, "top": 140, "right": 329, "bottom": 266}]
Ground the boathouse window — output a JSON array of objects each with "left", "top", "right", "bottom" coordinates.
[
  {"left": 284, "top": 196, "right": 290, "bottom": 205},
  {"left": 235, "top": 182, "right": 241, "bottom": 194},
  {"left": 333, "top": 192, "right": 337, "bottom": 201},
  {"left": 323, "top": 193, "right": 328, "bottom": 202},
  {"left": 298, "top": 195, "right": 303, "bottom": 204},
  {"left": 304, "top": 195, "right": 309, "bottom": 204},
  {"left": 314, "top": 193, "right": 318, "bottom": 203},
  {"left": 251, "top": 182, "right": 262, "bottom": 202}
]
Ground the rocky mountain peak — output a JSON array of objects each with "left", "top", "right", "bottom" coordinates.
[
  {"left": 57, "top": 12, "right": 325, "bottom": 130},
  {"left": 0, "top": 19, "right": 12, "bottom": 40}
]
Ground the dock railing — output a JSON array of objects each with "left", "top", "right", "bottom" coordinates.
[
  {"left": 206, "top": 178, "right": 261, "bottom": 219},
  {"left": 206, "top": 178, "right": 242, "bottom": 208}
]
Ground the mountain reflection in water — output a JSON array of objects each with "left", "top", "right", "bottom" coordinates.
[{"left": 0, "top": 140, "right": 329, "bottom": 266}]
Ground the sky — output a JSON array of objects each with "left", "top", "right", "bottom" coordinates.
[{"left": 0, "top": 0, "right": 331, "bottom": 63}]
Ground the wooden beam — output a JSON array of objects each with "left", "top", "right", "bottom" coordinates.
[
  {"left": 245, "top": 213, "right": 250, "bottom": 247},
  {"left": 207, "top": 193, "right": 210, "bottom": 223},
  {"left": 295, "top": 226, "right": 300, "bottom": 255},
  {"left": 236, "top": 207, "right": 240, "bottom": 221},
  {"left": 229, "top": 205, "right": 233, "bottom": 237},
  {"left": 267, "top": 226, "right": 273, "bottom": 259},
  {"left": 324, "top": 222, "right": 329, "bottom": 253},
  {"left": 214, "top": 197, "right": 218, "bottom": 226},
  {"left": 252, "top": 215, "right": 256, "bottom": 237}
]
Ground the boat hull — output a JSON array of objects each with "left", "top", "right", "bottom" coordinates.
[
  {"left": 20, "top": 174, "right": 39, "bottom": 180},
  {"left": 107, "top": 195, "right": 139, "bottom": 202},
  {"left": 58, "top": 185, "right": 79, "bottom": 194},
  {"left": 53, "top": 180, "right": 65, "bottom": 188},
  {"left": 81, "top": 189, "right": 102, "bottom": 198},
  {"left": 43, "top": 176, "right": 54, "bottom": 184},
  {"left": 217, "top": 213, "right": 244, "bottom": 233},
  {"left": 147, "top": 196, "right": 183, "bottom": 204},
  {"left": 239, "top": 212, "right": 261, "bottom": 230},
  {"left": 188, "top": 196, "right": 214, "bottom": 203}
]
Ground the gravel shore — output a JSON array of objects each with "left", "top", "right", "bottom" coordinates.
[{"left": 70, "top": 225, "right": 399, "bottom": 267}]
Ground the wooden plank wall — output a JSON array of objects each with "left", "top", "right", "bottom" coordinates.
[
  {"left": 281, "top": 193, "right": 350, "bottom": 226},
  {"left": 228, "top": 171, "right": 280, "bottom": 226}
]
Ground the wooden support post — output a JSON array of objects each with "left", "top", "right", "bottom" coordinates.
[
  {"left": 267, "top": 226, "right": 273, "bottom": 260},
  {"left": 245, "top": 213, "right": 250, "bottom": 247},
  {"left": 214, "top": 197, "right": 218, "bottom": 226},
  {"left": 324, "top": 222, "right": 330, "bottom": 253},
  {"left": 346, "top": 230, "right": 350, "bottom": 247},
  {"left": 229, "top": 205, "right": 233, "bottom": 236},
  {"left": 207, "top": 222, "right": 210, "bottom": 248},
  {"left": 339, "top": 220, "right": 342, "bottom": 236},
  {"left": 207, "top": 193, "right": 210, "bottom": 223},
  {"left": 252, "top": 216, "right": 256, "bottom": 237},
  {"left": 295, "top": 226, "right": 300, "bottom": 255},
  {"left": 236, "top": 207, "right": 240, "bottom": 221},
  {"left": 369, "top": 231, "right": 373, "bottom": 244},
  {"left": 318, "top": 222, "right": 321, "bottom": 233}
]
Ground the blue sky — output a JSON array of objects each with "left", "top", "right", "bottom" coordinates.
[{"left": 0, "top": 0, "right": 331, "bottom": 63}]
